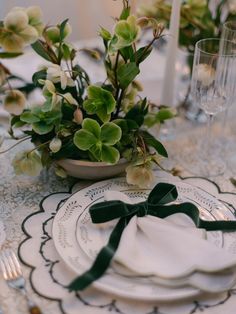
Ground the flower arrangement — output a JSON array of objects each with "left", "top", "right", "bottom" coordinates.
[
  {"left": 0, "top": 1, "right": 175, "bottom": 187},
  {"left": 139, "top": 0, "right": 236, "bottom": 56}
]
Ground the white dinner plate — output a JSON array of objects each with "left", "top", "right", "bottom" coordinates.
[{"left": 52, "top": 177, "right": 234, "bottom": 301}]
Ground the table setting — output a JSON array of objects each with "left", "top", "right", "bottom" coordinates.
[{"left": 0, "top": 1, "right": 236, "bottom": 314}]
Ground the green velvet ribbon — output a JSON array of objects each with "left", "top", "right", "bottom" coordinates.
[{"left": 68, "top": 182, "right": 236, "bottom": 292}]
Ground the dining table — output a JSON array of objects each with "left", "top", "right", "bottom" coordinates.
[{"left": 1, "top": 38, "right": 236, "bottom": 314}]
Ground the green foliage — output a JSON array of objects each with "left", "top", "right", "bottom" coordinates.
[
  {"left": 74, "top": 118, "right": 122, "bottom": 164},
  {"left": 1, "top": 2, "right": 173, "bottom": 180},
  {"left": 117, "top": 62, "right": 140, "bottom": 89},
  {"left": 83, "top": 85, "right": 116, "bottom": 123},
  {"left": 0, "top": 52, "right": 23, "bottom": 58}
]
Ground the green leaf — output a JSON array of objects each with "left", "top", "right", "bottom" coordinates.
[
  {"left": 119, "top": 46, "right": 135, "bottom": 62},
  {"left": 101, "top": 123, "right": 122, "bottom": 145},
  {"left": 117, "top": 62, "right": 140, "bottom": 89},
  {"left": 73, "top": 129, "right": 97, "bottom": 150},
  {"left": 142, "top": 131, "right": 168, "bottom": 158},
  {"left": 41, "top": 99, "right": 53, "bottom": 112},
  {"left": 31, "top": 40, "right": 53, "bottom": 62},
  {"left": 59, "top": 19, "right": 69, "bottom": 41},
  {"left": 120, "top": 7, "right": 130, "bottom": 20},
  {"left": 90, "top": 144, "right": 102, "bottom": 161},
  {"left": 20, "top": 112, "right": 40, "bottom": 123},
  {"left": 82, "top": 118, "right": 101, "bottom": 139},
  {"left": 0, "top": 52, "right": 23, "bottom": 58},
  {"left": 32, "top": 69, "right": 47, "bottom": 87},
  {"left": 101, "top": 145, "right": 120, "bottom": 164},
  {"left": 125, "top": 105, "right": 144, "bottom": 127},
  {"left": 32, "top": 122, "right": 54, "bottom": 135},
  {"left": 134, "top": 46, "right": 152, "bottom": 64},
  {"left": 43, "top": 110, "right": 62, "bottom": 124}
]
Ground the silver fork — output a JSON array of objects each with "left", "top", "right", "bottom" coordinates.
[{"left": 0, "top": 249, "right": 42, "bottom": 314}]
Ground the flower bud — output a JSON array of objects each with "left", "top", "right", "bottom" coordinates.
[
  {"left": 45, "top": 26, "right": 60, "bottom": 43},
  {"left": 46, "top": 22, "right": 71, "bottom": 43},
  {"left": 55, "top": 166, "right": 67, "bottom": 178},
  {"left": 4, "top": 89, "right": 26, "bottom": 115},
  {"left": 49, "top": 137, "right": 62, "bottom": 153},
  {"left": 73, "top": 108, "right": 83, "bottom": 124}
]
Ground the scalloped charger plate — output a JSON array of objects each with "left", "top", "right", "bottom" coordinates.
[{"left": 52, "top": 177, "right": 234, "bottom": 301}]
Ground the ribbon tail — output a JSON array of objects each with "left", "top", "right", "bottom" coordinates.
[
  {"left": 67, "top": 217, "right": 129, "bottom": 292},
  {"left": 149, "top": 202, "right": 236, "bottom": 232}
]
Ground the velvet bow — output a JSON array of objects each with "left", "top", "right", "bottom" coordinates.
[{"left": 68, "top": 182, "right": 236, "bottom": 291}]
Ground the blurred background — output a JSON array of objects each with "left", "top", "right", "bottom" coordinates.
[{"left": 0, "top": 0, "right": 126, "bottom": 40}]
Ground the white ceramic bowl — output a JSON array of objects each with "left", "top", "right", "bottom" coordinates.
[{"left": 56, "top": 158, "right": 129, "bottom": 180}]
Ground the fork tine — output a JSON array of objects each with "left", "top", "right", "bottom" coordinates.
[
  {"left": 4, "top": 250, "right": 20, "bottom": 278},
  {"left": 0, "top": 257, "right": 8, "bottom": 280},
  {"left": 9, "top": 250, "right": 22, "bottom": 276},
  {"left": 0, "top": 252, "right": 14, "bottom": 280}
]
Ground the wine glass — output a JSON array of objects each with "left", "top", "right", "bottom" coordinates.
[
  {"left": 220, "top": 21, "right": 236, "bottom": 138},
  {"left": 190, "top": 38, "right": 236, "bottom": 176}
]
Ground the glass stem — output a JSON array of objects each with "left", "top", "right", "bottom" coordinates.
[
  {"left": 222, "top": 107, "right": 229, "bottom": 139},
  {"left": 206, "top": 114, "right": 214, "bottom": 157}
]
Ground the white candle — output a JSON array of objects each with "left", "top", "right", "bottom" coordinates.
[
  {"left": 161, "top": 0, "right": 182, "bottom": 106},
  {"left": 130, "top": 0, "right": 137, "bottom": 14}
]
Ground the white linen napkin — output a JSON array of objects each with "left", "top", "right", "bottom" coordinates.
[{"left": 103, "top": 191, "right": 236, "bottom": 292}]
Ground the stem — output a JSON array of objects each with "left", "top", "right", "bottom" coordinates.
[
  {"left": 0, "top": 136, "right": 31, "bottom": 154},
  {"left": 26, "top": 140, "right": 51, "bottom": 157},
  {"left": 114, "top": 52, "right": 120, "bottom": 89},
  {"left": 114, "top": 89, "right": 125, "bottom": 118},
  {"left": 205, "top": 114, "right": 214, "bottom": 157},
  {"left": 222, "top": 108, "right": 229, "bottom": 139}
]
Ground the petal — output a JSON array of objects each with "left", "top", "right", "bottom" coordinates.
[
  {"left": 4, "top": 10, "right": 29, "bottom": 31},
  {"left": 45, "top": 80, "right": 55, "bottom": 94}
]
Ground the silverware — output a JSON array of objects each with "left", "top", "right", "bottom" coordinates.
[{"left": 0, "top": 249, "right": 42, "bottom": 314}]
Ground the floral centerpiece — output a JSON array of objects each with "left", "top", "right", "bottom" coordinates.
[{"left": 0, "top": 0, "right": 175, "bottom": 187}]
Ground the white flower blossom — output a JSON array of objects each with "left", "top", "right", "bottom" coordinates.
[
  {"left": 63, "top": 93, "right": 78, "bottom": 105},
  {"left": 42, "top": 80, "right": 61, "bottom": 106},
  {"left": 46, "top": 64, "right": 74, "bottom": 90}
]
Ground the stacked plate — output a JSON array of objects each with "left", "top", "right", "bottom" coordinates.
[{"left": 52, "top": 177, "right": 236, "bottom": 302}]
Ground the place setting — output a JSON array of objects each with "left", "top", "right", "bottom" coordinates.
[{"left": 0, "top": 1, "right": 236, "bottom": 314}]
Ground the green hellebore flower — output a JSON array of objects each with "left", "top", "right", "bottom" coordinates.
[
  {"left": 73, "top": 118, "right": 122, "bottom": 164},
  {"left": 12, "top": 150, "right": 43, "bottom": 176},
  {"left": 83, "top": 85, "right": 116, "bottom": 123},
  {"left": 111, "top": 15, "right": 141, "bottom": 51}
]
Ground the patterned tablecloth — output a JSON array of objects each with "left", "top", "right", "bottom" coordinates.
[
  {"left": 0, "top": 36, "right": 236, "bottom": 313},
  {"left": 1, "top": 113, "right": 236, "bottom": 313}
]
